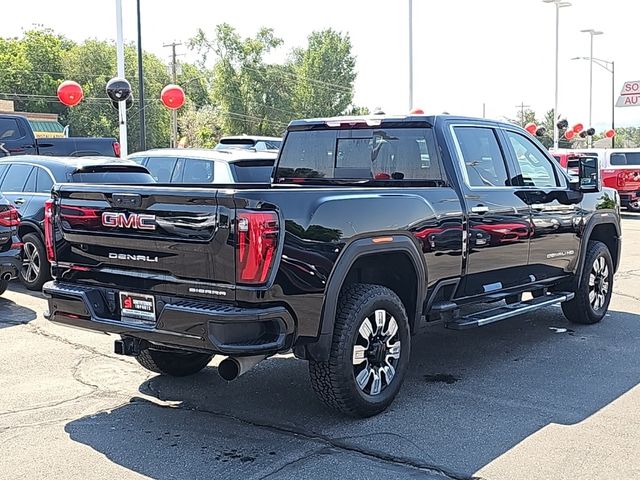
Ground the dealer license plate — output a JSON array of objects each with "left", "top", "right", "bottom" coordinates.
[{"left": 119, "top": 291, "right": 156, "bottom": 323}]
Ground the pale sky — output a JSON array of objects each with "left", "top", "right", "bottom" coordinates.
[{"left": 5, "top": 0, "right": 640, "bottom": 130}]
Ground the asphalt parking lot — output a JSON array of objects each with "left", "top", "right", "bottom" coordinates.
[{"left": 1, "top": 214, "right": 639, "bottom": 480}]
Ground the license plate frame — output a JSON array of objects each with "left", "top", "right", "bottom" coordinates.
[{"left": 119, "top": 291, "right": 156, "bottom": 323}]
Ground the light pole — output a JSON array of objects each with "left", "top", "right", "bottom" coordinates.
[
  {"left": 572, "top": 56, "right": 615, "bottom": 147},
  {"left": 136, "top": 0, "right": 146, "bottom": 151},
  {"left": 543, "top": 0, "right": 572, "bottom": 150},
  {"left": 408, "top": 0, "right": 414, "bottom": 110},
  {"left": 581, "top": 29, "right": 603, "bottom": 146},
  {"left": 115, "top": 0, "right": 128, "bottom": 157}
]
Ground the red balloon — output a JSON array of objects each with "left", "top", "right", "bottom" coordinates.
[
  {"left": 160, "top": 84, "right": 185, "bottom": 109},
  {"left": 57, "top": 80, "right": 83, "bottom": 107},
  {"left": 565, "top": 130, "right": 575, "bottom": 140},
  {"left": 605, "top": 129, "right": 616, "bottom": 138},
  {"left": 572, "top": 123, "right": 584, "bottom": 133},
  {"left": 410, "top": 108, "right": 425, "bottom": 114},
  {"left": 525, "top": 123, "right": 537, "bottom": 135}
]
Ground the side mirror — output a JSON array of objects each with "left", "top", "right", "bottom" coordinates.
[{"left": 577, "top": 156, "right": 599, "bottom": 192}]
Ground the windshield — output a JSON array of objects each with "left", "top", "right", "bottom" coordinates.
[{"left": 230, "top": 161, "right": 274, "bottom": 182}]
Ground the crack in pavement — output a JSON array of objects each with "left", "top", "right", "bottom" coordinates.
[
  {"left": 613, "top": 291, "right": 640, "bottom": 303},
  {"left": 132, "top": 393, "right": 478, "bottom": 480}
]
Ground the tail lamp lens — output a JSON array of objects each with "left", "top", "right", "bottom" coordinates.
[
  {"left": 236, "top": 211, "right": 279, "bottom": 285},
  {"left": 44, "top": 199, "right": 55, "bottom": 262}
]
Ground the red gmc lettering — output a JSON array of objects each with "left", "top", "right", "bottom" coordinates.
[{"left": 101, "top": 212, "right": 156, "bottom": 230}]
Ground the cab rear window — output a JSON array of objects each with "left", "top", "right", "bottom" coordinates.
[{"left": 275, "top": 128, "right": 444, "bottom": 184}]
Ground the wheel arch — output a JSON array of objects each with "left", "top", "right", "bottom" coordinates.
[
  {"left": 18, "top": 220, "right": 43, "bottom": 242},
  {"left": 305, "top": 235, "right": 427, "bottom": 362},
  {"left": 577, "top": 216, "right": 621, "bottom": 286}
]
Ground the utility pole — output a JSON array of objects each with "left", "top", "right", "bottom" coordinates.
[
  {"left": 163, "top": 41, "right": 182, "bottom": 148},
  {"left": 516, "top": 102, "right": 531, "bottom": 126},
  {"left": 136, "top": 0, "right": 146, "bottom": 151}
]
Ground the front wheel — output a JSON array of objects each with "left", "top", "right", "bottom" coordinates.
[
  {"left": 309, "top": 283, "right": 411, "bottom": 417},
  {"left": 562, "top": 240, "right": 613, "bottom": 325},
  {"left": 135, "top": 347, "right": 213, "bottom": 377},
  {"left": 20, "top": 233, "right": 50, "bottom": 291}
]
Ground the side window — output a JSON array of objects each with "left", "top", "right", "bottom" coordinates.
[
  {"left": 0, "top": 164, "right": 9, "bottom": 182},
  {"left": 36, "top": 168, "right": 54, "bottom": 193},
  {"left": 0, "top": 164, "right": 33, "bottom": 192},
  {"left": 23, "top": 168, "right": 36, "bottom": 193},
  {"left": 505, "top": 131, "right": 560, "bottom": 188},
  {"left": 453, "top": 126, "right": 510, "bottom": 187},
  {"left": 0, "top": 118, "right": 24, "bottom": 141},
  {"left": 181, "top": 158, "right": 214, "bottom": 183},
  {"left": 130, "top": 156, "right": 146, "bottom": 166},
  {"left": 145, "top": 156, "right": 177, "bottom": 182}
]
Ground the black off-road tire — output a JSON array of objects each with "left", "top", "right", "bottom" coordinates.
[
  {"left": 562, "top": 241, "right": 613, "bottom": 325},
  {"left": 20, "top": 232, "right": 50, "bottom": 291},
  {"left": 135, "top": 347, "right": 213, "bottom": 377},
  {"left": 308, "top": 283, "right": 411, "bottom": 417}
]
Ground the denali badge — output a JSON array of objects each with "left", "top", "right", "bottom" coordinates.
[
  {"left": 102, "top": 212, "right": 156, "bottom": 230},
  {"left": 109, "top": 253, "right": 159, "bottom": 263}
]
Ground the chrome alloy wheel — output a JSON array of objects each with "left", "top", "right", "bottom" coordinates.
[
  {"left": 352, "top": 309, "right": 401, "bottom": 396},
  {"left": 21, "top": 241, "right": 40, "bottom": 284},
  {"left": 589, "top": 255, "right": 610, "bottom": 311}
]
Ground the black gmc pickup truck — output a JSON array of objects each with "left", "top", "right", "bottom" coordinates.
[{"left": 44, "top": 114, "right": 621, "bottom": 417}]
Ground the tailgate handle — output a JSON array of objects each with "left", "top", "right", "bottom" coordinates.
[{"left": 112, "top": 193, "right": 142, "bottom": 208}]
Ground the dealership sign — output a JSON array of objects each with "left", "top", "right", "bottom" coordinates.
[{"left": 616, "top": 81, "right": 640, "bottom": 107}]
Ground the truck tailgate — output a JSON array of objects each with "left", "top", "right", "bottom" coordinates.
[{"left": 52, "top": 184, "right": 236, "bottom": 300}]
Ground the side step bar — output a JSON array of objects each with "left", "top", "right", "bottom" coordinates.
[{"left": 445, "top": 292, "right": 574, "bottom": 330}]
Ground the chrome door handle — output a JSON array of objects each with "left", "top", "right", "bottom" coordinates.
[
  {"left": 471, "top": 205, "right": 489, "bottom": 214},
  {"left": 14, "top": 198, "right": 25, "bottom": 205}
]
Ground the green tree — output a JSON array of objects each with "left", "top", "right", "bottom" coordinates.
[
  {"left": 291, "top": 29, "right": 356, "bottom": 118},
  {"left": 178, "top": 104, "right": 222, "bottom": 148}
]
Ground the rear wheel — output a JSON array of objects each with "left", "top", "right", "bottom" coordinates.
[
  {"left": 562, "top": 240, "right": 613, "bottom": 325},
  {"left": 627, "top": 201, "right": 640, "bottom": 212},
  {"left": 20, "top": 233, "right": 50, "bottom": 291},
  {"left": 309, "top": 283, "right": 411, "bottom": 417},
  {"left": 135, "top": 347, "right": 213, "bottom": 377}
]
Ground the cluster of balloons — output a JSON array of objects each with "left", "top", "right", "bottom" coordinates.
[
  {"left": 56, "top": 79, "right": 186, "bottom": 110},
  {"left": 523, "top": 120, "right": 615, "bottom": 141}
]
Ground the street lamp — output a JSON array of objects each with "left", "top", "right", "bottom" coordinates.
[
  {"left": 543, "top": 0, "right": 572, "bottom": 150},
  {"left": 581, "top": 28, "right": 604, "bottom": 146},
  {"left": 408, "top": 0, "right": 413, "bottom": 110},
  {"left": 572, "top": 56, "right": 615, "bottom": 147}
]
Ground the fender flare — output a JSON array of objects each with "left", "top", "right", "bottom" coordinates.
[
  {"left": 576, "top": 214, "right": 621, "bottom": 286},
  {"left": 305, "top": 235, "right": 427, "bottom": 361},
  {"left": 17, "top": 219, "right": 43, "bottom": 239}
]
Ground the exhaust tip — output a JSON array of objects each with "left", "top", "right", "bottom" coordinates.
[{"left": 218, "top": 358, "right": 240, "bottom": 381}]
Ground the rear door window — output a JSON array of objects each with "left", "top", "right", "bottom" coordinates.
[
  {"left": 23, "top": 168, "right": 37, "bottom": 193},
  {"left": 505, "top": 131, "right": 561, "bottom": 188},
  {"left": 181, "top": 158, "right": 214, "bottom": 183},
  {"left": 0, "top": 164, "right": 33, "bottom": 192},
  {"left": 453, "top": 126, "right": 510, "bottom": 187},
  {"left": 145, "top": 156, "right": 178, "bottom": 182},
  {"left": 36, "top": 168, "right": 55, "bottom": 193},
  {"left": 611, "top": 152, "right": 640, "bottom": 165}
]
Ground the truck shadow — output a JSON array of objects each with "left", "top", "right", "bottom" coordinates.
[
  {"left": 0, "top": 285, "right": 37, "bottom": 329},
  {"left": 64, "top": 306, "right": 640, "bottom": 479}
]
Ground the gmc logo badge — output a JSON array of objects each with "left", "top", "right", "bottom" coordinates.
[{"left": 102, "top": 212, "right": 156, "bottom": 230}]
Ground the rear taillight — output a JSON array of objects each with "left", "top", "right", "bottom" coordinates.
[
  {"left": 617, "top": 172, "right": 626, "bottom": 188},
  {"left": 44, "top": 199, "right": 55, "bottom": 262},
  {"left": 113, "top": 141, "right": 121, "bottom": 157},
  {"left": 235, "top": 210, "right": 279, "bottom": 285},
  {"left": 0, "top": 206, "right": 20, "bottom": 227}
]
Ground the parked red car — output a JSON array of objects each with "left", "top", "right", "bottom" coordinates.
[{"left": 552, "top": 148, "right": 640, "bottom": 211}]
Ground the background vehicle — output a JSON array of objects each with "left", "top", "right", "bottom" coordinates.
[
  {"left": 554, "top": 148, "right": 640, "bottom": 211},
  {"left": 128, "top": 149, "right": 277, "bottom": 183},
  {"left": 44, "top": 114, "right": 620, "bottom": 417},
  {"left": 0, "top": 114, "right": 119, "bottom": 158},
  {"left": 0, "top": 155, "right": 154, "bottom": 290},
  {"left": 0, "top": 193, "right": 21, "bottom": 295},
  {"left": 551, "top": 151, "right": 597, "bottom": 178},
  {"left": 214, "top": 135, "right": 282, "bottom": 152}
]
